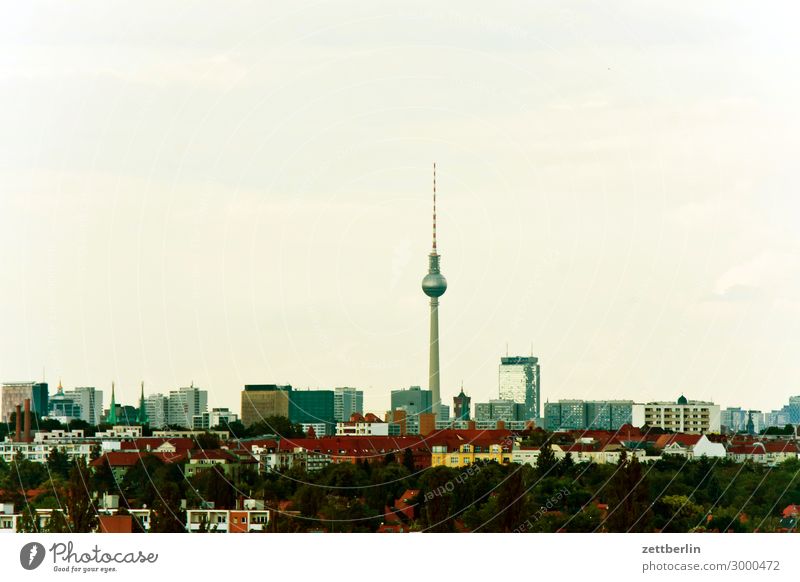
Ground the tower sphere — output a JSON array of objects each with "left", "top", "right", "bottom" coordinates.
[{"left": 422, "top": 272, "right": 447, "bottom": 297}]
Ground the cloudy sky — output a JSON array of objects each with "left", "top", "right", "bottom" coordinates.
[{"left": 1, "top": 2, "right": 799, "bottom": 414}]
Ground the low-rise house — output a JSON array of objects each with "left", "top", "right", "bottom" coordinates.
[
  {"left": 186, "top": 508, "right": 270, "bottom": 533},
  {"left": 726, "top": 441, "right": 798, "bottom": 466}
]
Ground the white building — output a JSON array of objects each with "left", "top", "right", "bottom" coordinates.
[
  {"left": 632, "top": 396, "right": 720, "bottom": 434},
  {"left": 335, "top": 414, "right": 389, "bottom": 436},
  {"left": 498, "top": 356, "right": 540, "bottom": 420},
  {"left": 167, "top": 386, "right": 208, "bottom": 428},
  {"left": 64, "top": 387, "right": 103, "bottom": 426},
  {"left": 192, "top": 408, "right": 238, "bottom": 430},
  {"left": 144, "top": 394, "right": 169, "bottom": 429}
]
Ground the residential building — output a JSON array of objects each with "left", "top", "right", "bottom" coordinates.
[
  {"left": 167, "top": 386, "right": 208, "bottom": 428},
  {"left": 336, "top": 413, "right": 389, "bottom": 436},
  {"left": 186, "top": 508, "right": 270, "bottom": 533},
  {"left": 333, "top": 387, "right": 363, "bottom": 422},
  {"left": 475, "top": 399, "right": 527, "bottom": 423},
  {"left": 1, "top": 382, "right": 48, "bottom": 422},
  {"left": 544, "top": 400, "right": 634, "bottom": 431},
  {"left": 240, "top": 385, "right": 292, "bottom": 427},
  {"left": 498, "top": 356, "right": 540, "bottom": 420},
  {"left": 631, "top": 395, "right": 721, "bottom": 434},
  {"left": 429, "top": 429, "right": 514, "bottom": 467},
  {"left": 192, "top": 407, "right": 238, "bottom": 430}
]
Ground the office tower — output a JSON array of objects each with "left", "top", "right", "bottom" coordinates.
[
  {"left": 499, "top": 356, "right": 541, "bottom": 420},
  {"left": 240, "top": 384, "right": 292, "bottom": 427},
  {"left": 289, "top": 389, "right": 335, "bottom": 435},
  {"left": 390, "top": 386, "right": 433, "bottom": 435},
  {"left": 64, "top": 386, "right": 103, "bottom": 425},
  {"left": 788, "top": 396, "right": 800, "bottom": 425},
  {"left": 48, "top": 381, "right": 82, "bottom": 422},
  {"left": 144, "top": 394, "right": 169, "bottom": 429},
  {"left": 334, "top": 387, "right": 364, "bottom": 422},
  {"left": 1, "top": 382, "right": 48, "bottom": 422},
  {"left": 421, "top": 164, "right": 447, "bottom": 418},
  {"left": 167, "top": 385, "right": 208, "bottom": 428},
  {"left": 453, "top": 387, "right": 471, "bottom": 421}
]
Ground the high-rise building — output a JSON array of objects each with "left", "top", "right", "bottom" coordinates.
[
  {"left": 240, "top": 384, "right": 292, "bottom": 427},
  {"left": 544, "top": 400, "right": 634, "bottom": 431},
  {"left": 631, "top": 395, "right": 720, "bottom": 434},
  {"left": 144, "top": 394, "right": 169, "bottom": 429},
  {"left": 498, "top": 356, "right": 541, "bottom": 420},
  {"left": 64, "top": 386, "right": 103, "bottom": 426},
  {"left": 289, "top": 390, "right": 335, "bottom": 435},
  {"left": 390, "top": 386, "right": 433, "bottom": 435},
  {"left": 767, "top": 406, "right": 791, "bottom": 429},
  {"left": 333, "top": 387, "right": 363, "bottom": 422},
  {"left": 788, "top": 396, "right": 800, "bottom": 425},
  {"left": 721, "top": 407, "right": 765, "bottom": 434},
  {"left": 1, "top": 382, "right": 49, "bottom": 422},
  {"left": 453, "top": 388, "right": 471, "bottom": 421},
  {"left": 167, "top": 385, "right": 208, "bottom": 428},
  {"left": 421, "top": 164, "right": 447, "bottom": 419}
]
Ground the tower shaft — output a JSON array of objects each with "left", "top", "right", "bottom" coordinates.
[{"left": 429, "top": 297, "right": 441, "bottom": 417}]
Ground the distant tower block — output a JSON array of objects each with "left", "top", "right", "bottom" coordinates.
[{"left": 421, "top": 163, "right": 447, "bottom": 418}]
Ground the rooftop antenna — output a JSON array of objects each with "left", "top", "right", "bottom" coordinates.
[{"left": 432, "top": 162, "right": 437, "bottom": 251}]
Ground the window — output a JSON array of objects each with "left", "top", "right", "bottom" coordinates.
[{"left": 450, "top": 456, "right": 458, "bottom": 464}]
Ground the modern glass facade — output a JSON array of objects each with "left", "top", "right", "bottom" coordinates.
[
  {"left": 498, "top": 356, "right": 540, "bottom": 420},
  {"left": 333, "top": 387, "right": 363, "bottom": 422},
  {"left": 289, "top": 390, "right": 335, "bottom": 435}
]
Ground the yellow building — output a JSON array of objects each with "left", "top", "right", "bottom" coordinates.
[{"left": 430, "top": 431, "right": 513, "bottom": 467}]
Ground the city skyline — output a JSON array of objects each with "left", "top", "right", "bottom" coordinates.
[{"left": 2, "top": 4, "right": 800, "bottom": 415}]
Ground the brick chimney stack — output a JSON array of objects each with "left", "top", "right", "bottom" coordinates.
[
  {"left": 23, "top": 398, "right": 32, "bottom": 443},
  {"left": 14, "top": 404, "right": 21, "bottom": 442}
]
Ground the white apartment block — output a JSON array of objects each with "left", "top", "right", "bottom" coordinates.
[{"left": 632, "top": 396, "right": 720, "bottom": 434}]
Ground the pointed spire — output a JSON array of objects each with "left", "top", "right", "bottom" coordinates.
[
  {"left": 57, "top": 378, "right": 63, "bottom": 394},
  {"left": 432, "top": 162, "right": 437, "bottom": 252},
  {"left": 108, "top": 381, "right": 117, "bottom": 424},
  {"left": 138, "top": 381, "right": 148, "bottom": 425}
]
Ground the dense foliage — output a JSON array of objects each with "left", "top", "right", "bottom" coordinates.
[{"left": 3, "top": 444, "right": 799, "bottom": 532}]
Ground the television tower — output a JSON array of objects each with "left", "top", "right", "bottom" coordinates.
[{"left": 421, "top": 163, "right": 447, "bottom": 418}]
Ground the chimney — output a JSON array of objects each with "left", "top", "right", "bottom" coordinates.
[
  {"left": 23, "top": 399, "right": 32, "bottom": 443},
  {"left": 496, "top": 419, "right": 506, "bottom": 430},
  {"left": 14, "top": 404, "right": 21, "bottom": 442},
  {"left": 467, "top": 420, "right": 476, "bottom": 431}
]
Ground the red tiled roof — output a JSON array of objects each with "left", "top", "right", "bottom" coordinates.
[
  {"left": 90, "top": 451, "right": 185, "bottom": 468},
  {"left": 654, "top": 434, "right": 702, "bottom": 449},
  {"left": 119, "top": 438, "right": 195, "bottom": 453}
]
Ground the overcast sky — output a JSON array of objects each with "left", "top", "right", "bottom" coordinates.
[{"left": 1, "top": 2, "right": 799, "bottom": 415}]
